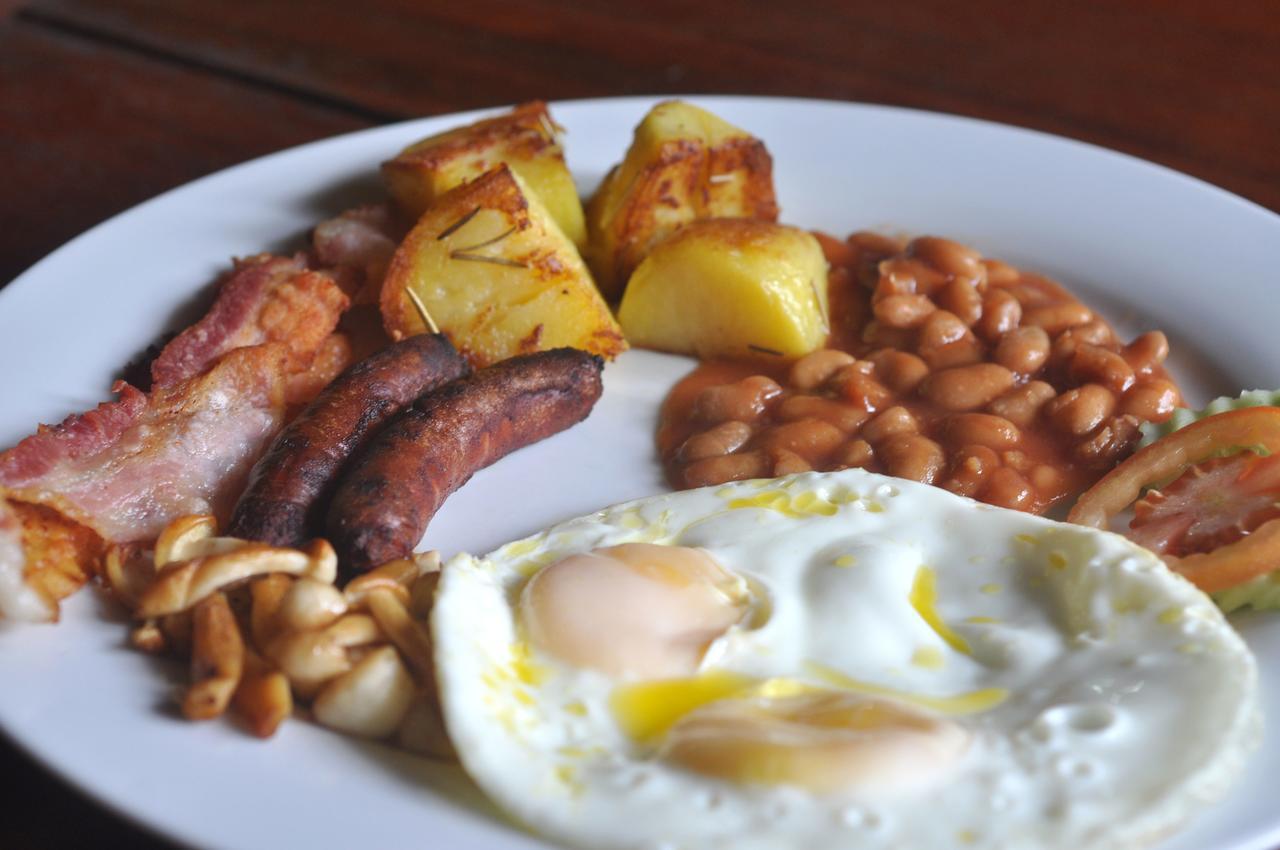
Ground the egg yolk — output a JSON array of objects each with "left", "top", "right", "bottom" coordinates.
[
  {"left": 660, "top": 691, "right": 970, "bottom": 793},
  {"left": 519, "top": 543, "right": 750, "bottom": 678}
]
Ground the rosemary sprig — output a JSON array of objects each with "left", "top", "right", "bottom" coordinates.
[
  {"left": 448, "top": 254, "right": 528, "bottom": 268},
  {"left": 405, "top": 287, "right": 440, "bottom": 333},
  {"left": 450, "top": 225, "right": 516, "bottom": 254},
  {"left": 437, "top": 206, "right": 481, "bottom": 240},
  {"left": 538, "top": 111, "right": 559, "bottom": 143}
]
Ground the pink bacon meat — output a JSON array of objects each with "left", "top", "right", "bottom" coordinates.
[
  {"left": 0, "top": 344, "right": 290, "bottom": 543},
  {"left": 150, "top": 254, "right": 350, "bottom": 389},
  {"left": 311, "top": 204, "right": 407, "bottom": 304}
]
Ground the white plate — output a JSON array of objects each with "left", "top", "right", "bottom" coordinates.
[{"left": 1, "top": 96, "right": 1277, "bottom": 850}]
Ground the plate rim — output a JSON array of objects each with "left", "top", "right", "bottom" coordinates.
[{"left": 2, "top": 93, "right": 1279, "bottom": 850}]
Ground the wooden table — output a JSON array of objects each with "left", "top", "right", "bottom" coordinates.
[{"left": 2, "top": 2, "right": 1277, "bottom": 846}]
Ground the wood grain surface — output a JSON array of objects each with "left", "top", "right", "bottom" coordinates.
[{"left": 2, "top": 1, "right": 1278, "bottom": 847}]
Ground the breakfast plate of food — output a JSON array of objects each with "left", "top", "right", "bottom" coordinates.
[{"left": 0, "top": 95, "right": 1278, "bottom": 850}]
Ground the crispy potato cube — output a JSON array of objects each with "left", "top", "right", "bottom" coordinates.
[
  {"left": 618, "top": 219, "right": 829, "bottom": 359},
  {"left": 586, "top": 100, "right": 778, "bottom": 299},
  {"left": 382, "top": 101, "right": 587, "bottom": 250},
  {"left": 380, "top": 165, "right": 626, "bottom": 366}
]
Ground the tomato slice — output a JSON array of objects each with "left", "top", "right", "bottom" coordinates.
[
  {"left": 1068, "top": 406, "right": 1280, "bottom": 593},
  {"left": 1129, "top": 452, "right": 1280, "bottom": 556}
]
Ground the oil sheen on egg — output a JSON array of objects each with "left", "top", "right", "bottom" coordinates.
[{"left": 432, "top": 469, "right": 1259, "bottom": 850}]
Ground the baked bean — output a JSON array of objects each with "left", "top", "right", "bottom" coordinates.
[
  {"left": 1072, "top": 319, "right": 1114, "bottom": 347},
  {"left": 879, "top": 257, "right": 946, "bottom": 296},
  {"left": 1047, "top": 321, "right": 1108, "bottom": 369},
  {"left": 909, "top": 236, "right": 984, "bottom": 279},
  {"left": 757, "top": 418, "right": 845, "bottom": 463},
  {"left": 920, "top": 363, "right": 1015, "bottom": 412},
  {"left": 677, "top": 421, "right": 753, "bottom": 463},
  {"left": 1075, "top": 414, "right": 1141, "bottom": 468},
  {"left": 789, "top": 349, "right": 856, "bottom": 391},
  {"left": 776, "top": 395, "right": 869, "bottom": 432},
  {"left": 861, "top": 320, "right": 917, "bottom": 351},
  {"left": 849, "top": 231, "right": 906, "bottom": 257},
  {"left": 1069, "top": 344, "right": 1135, "bottom": 394},
  {"left": 868, "top": 350, "right": 929, "bottom": 394},
  {"left": 1046, "top": 384, "right": 1115, "bottom": 436},
  {"left": 987, "top": 380, "right": 1056, "bottom": 428},
  {"left": 692, "top": 376, "right": 782, "bottom": 424},
  {"left": 771, "top": 450, "right": 812, "bottom": 476},
  {"left": 1001, "top": 450, "right": 1031, "bottom": 472},
  {"left": 862, "top": 406, "right": 919, "bottom": 445},
  {"left": 943, "top": 444, "right": 1000, "bottom": 498},
  {"left": 982, "top": 258, "right": 1020, "bottom": 286},
  {"left": 917, "top": 310, "right": 983, "bottom": 370},
  {"left": 836, "top": 439, "right": 874, "bottom": 469},
  {"left": 1123, "top": 331, "right": 1169, "bottom": 376},
  {"left": 683, "top": 451, "right": 769, "bottom": 488},
  {"left": 937, "top": 278, "right": 984, "bottom": 326},
  {"left": 983, "top": 468, "right": 1034, "bottom": 510},
  {"left": 874, "top": 293, "right": 936, "bottom": 328},
  {"left": 975, "top": 289, "right": 1022, "bottom": 341},
  {"left": 832, "top": 366, "right": 894, "bottom": 412},
  {"left": 879, "top": 434, "right": 946, "bottom": 484},
  {"left": 1029, "top": 464, "right": 1065, "bottom": 498},
  {"left": 1023, "top": 302, "right": 1093, "bottom": 335},
  {"left": 946, "top": 413, "right": 1021, "bottom": 450},
  {"left": 994, "top": 326, "right": 1050, "bottom": 375},
  {"left": 1118, "top": 379, "right": 1180, "bottom": 423}
]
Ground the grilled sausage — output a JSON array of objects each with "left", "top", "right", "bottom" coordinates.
[
  {"left": 229, "top": 334, "right": 469, "bottom": 546},
  {"left": 327, "top": 348, "right": 604, "bottom": 573}
]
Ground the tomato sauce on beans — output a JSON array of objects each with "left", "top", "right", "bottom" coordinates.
[{"left": 658, "top": 232, "right": 1182, "bottom": 515}]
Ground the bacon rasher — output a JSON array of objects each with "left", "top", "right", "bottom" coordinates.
[
  {"left": 0, "top": 344, "right": 290, "bottom": 545},
  {"left": 150, "top": 254, "right": 350, "bottom": 389},
  {"left": 311, "top": 204, "right": 407, "bottom": 304}
]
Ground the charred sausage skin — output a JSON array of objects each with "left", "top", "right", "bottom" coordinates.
[
  {"left": 229, "top": 334, "right": 469, "bottom": 546},
  {"left": 327, "top": 348, "right": 605, "bottom": 573}
]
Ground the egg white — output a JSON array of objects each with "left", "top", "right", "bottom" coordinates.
[{"left": 432, "top": 469, "right": 1259, "bottom": 850}]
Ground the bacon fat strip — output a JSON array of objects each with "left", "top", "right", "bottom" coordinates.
[
  {"left": 327, "top": 348, "right": 604, "bottom": 573},
  {"left": 229, "top": 334, "right": 470, "bottom": 548}
]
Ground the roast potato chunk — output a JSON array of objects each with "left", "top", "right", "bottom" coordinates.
[
  {"left": 382, "top": 101, "right": 587, "bottom": 250},
  {"left": 380, "top": 165, "right": 626, "bottom": 366},
  {"left": 618, "top": 219, "right": 828, "bottom": 359},
  {"left": 586, "top": 100, "right": 778, "bottom": 300}
]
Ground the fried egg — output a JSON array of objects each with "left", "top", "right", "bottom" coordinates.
[{"left": 432, "top": 469, "right": 1259, "bottom": 850}]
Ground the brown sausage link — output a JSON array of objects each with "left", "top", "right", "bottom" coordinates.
[
  {"left": 229, "top": 334, "right": 469, "bottom": 547},
  {"left": 327, "top": 349, "right": 603, "bottom": 573}
]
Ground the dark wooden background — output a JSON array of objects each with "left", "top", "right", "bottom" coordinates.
[{"left": 2, "top": 1, "right": 1277, "bottom": 846}]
